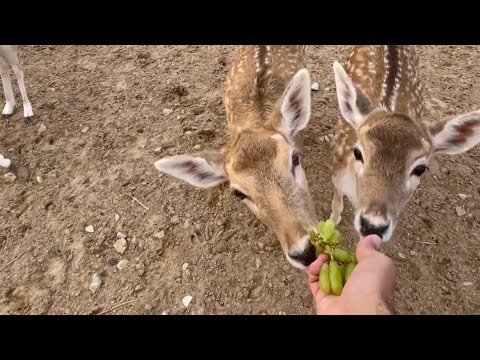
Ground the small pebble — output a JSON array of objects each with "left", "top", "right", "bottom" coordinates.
[
  {"left": 170, "top": 215, "right": 180, "bottom": 224},
  {"left": 456, "top": 206, "right": 466, "bottom": 217},
  {"left": 0, "top": 156, "right": 11, "bottom": 168},
  {"left": 114, "top": 214, "right": 120, "bottom": 221},
  {"left": 36, "top": 176, "right": 43, "bottom": 184},
  {"left": 182, "top": 295, "right": 193, "bottom": 307},
  {"left": 163, "top": 108, "right": 173, "bottom": 116},
  {"left": 38, "top": 123, "right": 47, "bottom": 134},
  {"left": 154, "top": 231, "right": 165, "bottom": 239},
  {"left": 116, "top": 259, "right": 129, "bottom": 270},
  {"left": 89, "top": 273, "right": 102, "bottom": 293},
  {"left": 193, "top": 144, "right": 201, "bottom": 151},
  {"left": 134, "top": 284, "right": 144, "bottom": 292},
  {"left": 311, "top": 82, "right": 319, "bottom": 91},
  {"left": 85, "top": 225, "right": 94, "bottom": 233},
  {"left": 108, "top": 258, "right": 119, "bottom": 267},
  {"left": 162, "top": 310, "right": 169, "bottom": 315},
  {"left": 4, "top": 173, "right": 16, "bottom": 183},
  {"left": 117, "top": 232, "right": 127, "bottom": 239},
  {"left": 398, "top": 252, "right": 406, "bottom": 259},
  {"left": 113, "top": 238, "right": 127, "bottom": 254},
  {"left": 153, "top": 147, "right": 162, "bottom": 154},
  {"left": 279, "top": 311, "right": 287, "bottom": 315},
  {"left": 284, "top": 289, "right": 291, "bottom": 297},
  {"left": 410, "top": 250, "right": 418, "bottom": 256},
  {"left": 446, "top": 272, "right": 453, "bottom": 281},
  {"left": 255, "top": 258, "right": 262, "bottom": 269},
  {"left": 81, "top": 126, "right": 89, "bottom": 134},
  {"left": 458, "top": 194, "right": 469, "bottom": 200},
  {"left": 257, "top": 242, "right": 265, "bottom": 250},
  {"left": 182, "top": 263, "right": 189, "bottom": 271},
  {"left": 144, "top": 304, "right": 153, "bottom": 311},
  {"left": 462, "top": 282, "right": 473, "bottom": 286},
  {"left": 440, "top": 167, "right": 449, "bottom": 174},
  {"left": 282, "top": 265, "right": 289, "bottom": 271}
]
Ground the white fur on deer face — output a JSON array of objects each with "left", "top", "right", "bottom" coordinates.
[
  {"left": 333, "top": 61, "right": 480, "bottom": 241},
  {"left": 155, "top": 68, "right": 318, "bottom": 270}
]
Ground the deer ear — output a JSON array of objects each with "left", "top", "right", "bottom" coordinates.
[
  {"left": 154, "top": 150, "right": 227, "bottom": 188},
  {"left": 276, "top": 68, "right": 312, "bottom": 138},
  {"left": 428, "top": 110, "right": 480, "bottom": 155},
  {"left": 333, "top": 61, "right": 372, "bottom": 129}
]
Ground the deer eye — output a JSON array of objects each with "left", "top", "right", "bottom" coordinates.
[
  {"left": 232, "top": 189, "right": 247, "bottom": 200},
  {"left": 353, "top": 147, "right": 363, "bottom": 163},
  {"left": 292, "top": 151, "right": 300, "bottom": 167},
  {"left": 411, "top": 164, "right": 428, "bottom": 177}
]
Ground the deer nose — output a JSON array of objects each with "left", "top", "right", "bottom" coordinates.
[
  {"left": 287, "top": 240, "right": 316, "bottom": 268},
  {"left": 359, "top": 213, "right": 390, "bottom": 238}
]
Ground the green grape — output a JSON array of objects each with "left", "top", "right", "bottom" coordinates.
[
  {"left": 321, "top": 219, "right": 335, "bottom": 241},
  {"left": 339, "top": 263, "right": 345, "bottom": 284},
  {"left": 329, "top": 260, "right": 343, "bottom": 296},
  {"left": 344, "top": 262, "right": 356, "bottom": 283},
  {"left": 320, "top": 263, "right": 331, "bottom": 294},
  {"left": 329, "top": 229, "right": 342, "bottom": 245},
  {"left": 316, "top": 221, "right": 325, "bottom": 237},
  {"left": 333, "top": 247, "right": 351, "bottom": 262}
]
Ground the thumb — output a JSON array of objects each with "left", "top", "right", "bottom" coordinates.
[{"left": 356, "top": 235, "right": 382, "bottom": 262}]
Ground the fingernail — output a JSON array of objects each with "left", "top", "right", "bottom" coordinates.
[{"left": 370, "top": 235, "right": 382, "bottom": 250}]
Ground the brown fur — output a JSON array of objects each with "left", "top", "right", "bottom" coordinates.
[
  {"left": 221, "top": 46, "right": 316, "bottom": 256},
  {"left": 330, "top": 45, "right": 433, "bottom": 236}
]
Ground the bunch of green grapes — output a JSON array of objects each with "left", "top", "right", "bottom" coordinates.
[{"left": 309, "top": 219, "right": 357, "bottom": 296}]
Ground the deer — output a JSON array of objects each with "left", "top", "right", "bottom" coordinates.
[
  {"left": 0, "top": 45, "right": 34, "bottom": 118},
  {"left": 330, "top": 45, "right": 480, "bottom": 242},
  {"left": 154, "top": 45, "right": 320, "bottom": 269}
]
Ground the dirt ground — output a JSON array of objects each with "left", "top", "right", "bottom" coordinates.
[{"left": 0, "top": 45, "right": 479, "bottom": 315}]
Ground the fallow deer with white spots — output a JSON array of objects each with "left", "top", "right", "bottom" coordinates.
[
  {"left": 155, "top": 45, "right": 319, "bottom": 269},
  {"left": 330, "top": 45, "right": 480, "bottom": 241}
]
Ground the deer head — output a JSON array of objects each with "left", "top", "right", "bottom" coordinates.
[
  {"left": 155, "top": 68, "right": 318, "bottom": 269},
  {"left": 333, "top": 60, "right": 480, "bottom": 241}
]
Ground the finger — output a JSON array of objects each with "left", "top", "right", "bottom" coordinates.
[
  {"left": 356, "top": 234, "right": 382, "bottom": 262},
  {"left": 308, "top": 254, "right": 328, "bottom": 300}
]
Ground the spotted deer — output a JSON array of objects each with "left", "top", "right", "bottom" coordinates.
[
  {"left": 330, "top": 45, "right": 480, "bottom": 242},
  {"left": 0, "top": 45, "right": 34, "bottom": 118},
  {"left": 154, "top": 45, "right": 320, "bottom": 269}
]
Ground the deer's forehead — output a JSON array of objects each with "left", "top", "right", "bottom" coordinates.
[
  {"left": 361, "top": 115, "right": 427, "bottom": 148},
  {"left": 228, "top": 133, "right": 290, "bottom": 171}
]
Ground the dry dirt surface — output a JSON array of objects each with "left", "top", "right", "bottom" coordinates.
[{"left": 0, "top": 45, "right": 479, "bottom": 315}]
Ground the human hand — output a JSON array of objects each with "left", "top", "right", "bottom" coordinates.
[{"left": 308, "top": 234, "right": 395, "bottom": 315}]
